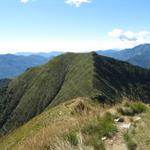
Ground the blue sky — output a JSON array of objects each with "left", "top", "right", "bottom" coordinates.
[{"left": 0, "top": 0, "right": 150, "bottom": 53}]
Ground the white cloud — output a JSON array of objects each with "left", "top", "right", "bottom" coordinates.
[
  {"left": 65, "top": 0, "right": 91, "bottom": 7},
  {"left": 108, "top": 29, "right": 150, "bottom": 42},
  {"left": 107, "top": 29, "right": 150, "bottom": 49},
  {"left": 0, "top": 29, "right": 150, "bottom": 54},
  {"left": 20, "top": 0, "right": 29, "bottom": 3},
  {"left": 20, "top": 0, "right": 91, "bottom": 6}
]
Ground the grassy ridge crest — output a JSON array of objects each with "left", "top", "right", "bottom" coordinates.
[{"left": 0, "top": 52, "right": 150, "bottom": 134}]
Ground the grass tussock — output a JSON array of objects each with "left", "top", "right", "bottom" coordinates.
[
  {"left": 81, "top": 113, "right": 117, "bottom": 138},
  {"left": 122, "top": 107, "right": 150, "bottom": 150},
  {"left": 64, "top": 130, "right": 78, "bottom": 146},
  {"left": 118, "top": 101, "right": 147, "bottom": 116},
  {"left": 124, "top": 132, "right": 137, "bottom": 150},
  {"left": 81, "top": 113, "right": 117, "bottom": 150}
]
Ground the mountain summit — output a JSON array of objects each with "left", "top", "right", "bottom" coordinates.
[{"left": 0, "top": 52, "right": 150, "bottom": 134}]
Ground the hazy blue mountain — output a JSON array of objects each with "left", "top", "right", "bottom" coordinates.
[
  {"left": 97, "top": 44, "right": 150, "bottom": 68},
  {"left": 128, "top": 54, "right": 150, "bottom": 69},
  {"left": 0, "top": 54, "right": 49, "bottom": 79},
  {"left": 96, "top": 49, "right": 118, "bottom": 57},
  {"left": 16, "top": 51, "right": 62, "bottom": 58},
  {"left": 113, "top": 44, "right": 150, "bottom": 60}
]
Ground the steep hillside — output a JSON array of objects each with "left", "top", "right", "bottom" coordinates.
[
  {"left": 0, "top": 52, "right": 150, "bottom": 135},
  {"left": 97, "top": 44, "right": 150, "bottom": 68},
  {"left": 0, "top": 54, "right": 49, "bottom": 79},
  {"left": 0, "top": 79, "right": 11, "bottom": 89}
]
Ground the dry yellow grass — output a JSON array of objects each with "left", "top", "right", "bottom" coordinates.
[
  {"left": 2, "top": 98, "right": 149, "bottom": 150},
  {"left": 0, "top": 97, "right": 106, "bottom": 150},
  {"left": 18, "top": 98, "right": 105, "bottom": 150}
]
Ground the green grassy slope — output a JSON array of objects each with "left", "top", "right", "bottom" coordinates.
[
  {"left": 0, "top": 52, "right": 150, "bottom": 135},
  {"left": 0, "top": 79, "right": 11, "bottom": 89}
]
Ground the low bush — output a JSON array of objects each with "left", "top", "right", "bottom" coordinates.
[
  {"left": 81, "top": 112, "right": 117, "bottom": 150},
  {"left": 117, "top": 107, "right": 135, "bottom": 116},
  {"left": 130, "top": 102, "right": 147, "bottom": 114},
  {"left": 82, "top": 113, "right": 117, "bottom": 137},
  {"left": 118, "top": 102, "right": 147, "bottom": 116}
]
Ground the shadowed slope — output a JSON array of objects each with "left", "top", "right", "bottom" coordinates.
[{"left": 93, "top": 54, "right": 150, "bottom": 102}]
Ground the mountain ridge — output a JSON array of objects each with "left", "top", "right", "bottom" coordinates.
[
  {"left": 97, "top": 44, "right": 150, "bottom": 68},
  {"left": 0, "top": 52, "right": 150, "bottom": 135}
]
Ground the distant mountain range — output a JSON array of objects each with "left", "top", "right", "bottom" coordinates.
[
  {"left": 0, "top": 44, "right": 149, "bottom": 79},
  {"left": 97, "top": 44, "right": 150, "bottom": 68},
  {"left": 16, "top": 51, "right": 62, "bottom": 58},
  {"left": 0, "top": 52, "right": 62, "bottom": 79},
  {"left": 0, "top": 54, "right": 48, "bottom": 79}
]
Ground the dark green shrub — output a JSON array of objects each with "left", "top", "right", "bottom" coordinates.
[
  {"left": 81, "top": 113, "right": 117, "bottom": 150},
  {"left": 130, "top": 102, "right": 147, "bottom": 114},
  {"left": 82, "top": 113, "right": 117, "bottom": 138},
  {"left": 117, "top": 107, "right": 135, "bottom": 116},
  {"left": 118, "top": 102, "right": 147, "bottom": 116}
]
